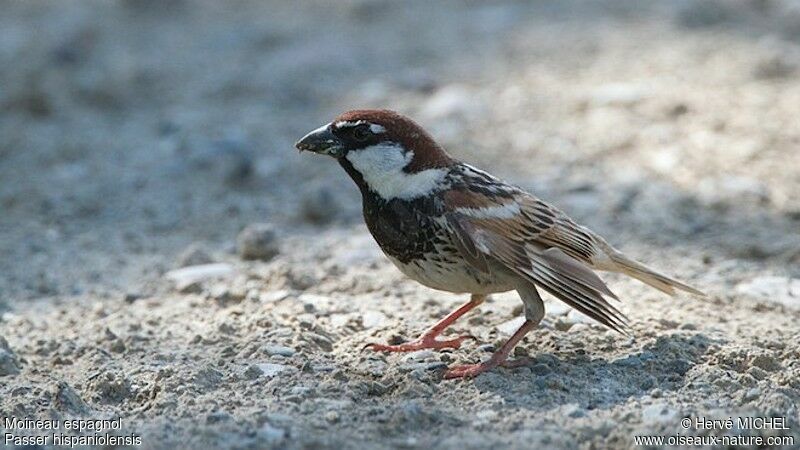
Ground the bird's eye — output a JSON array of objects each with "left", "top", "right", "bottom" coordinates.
[{"left": 352, "top": 124, "right": 371, "bottom": 142}]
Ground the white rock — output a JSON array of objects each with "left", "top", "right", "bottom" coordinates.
[
  {"left": 497, "top": 317, "right": 527, "bottom": 336},
  {"left": 164, "top": 263, "right": 235, "bottom": 291},
  {"left": 255, "top": 363, "right": 286, "bottom": 377},
  {"left": 237, "top": 223, "right": 279, "bottom": 261},
  {"left": 403, "top": 350, "right": 435, "bottom": 363},
  {"left": 736, "top": 276, "right": 800, "bottom": 309},
  {"left": 362, "top": 310, "right": 387, "bottom": 329},
  {"left": 329, "top": 314, "right": 351, "bottom": 328},
  {"left": 566, "top": 309, "right": 595, "bottom": 325},
  {"left": 260, "top": 289, "right": 291, "bottom": 303},
  {"left": 545, "top": 300, "right": 571, "bottom": 316},
  {"left": 589, "top": 83, "right": 650, "bottom": 107},
  {"left": 265, "top": 345, "right": 295, "bottom": 357}
]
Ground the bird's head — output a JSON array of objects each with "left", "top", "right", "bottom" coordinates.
[{"left": 295, "top": 110, "right": 456, "bottom": 200}]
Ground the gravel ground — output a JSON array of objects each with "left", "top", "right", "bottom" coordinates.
[{"left": 1, "top": 1, "right": 799, "bottom": 449}]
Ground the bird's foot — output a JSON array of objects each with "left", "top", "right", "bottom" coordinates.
[
  {"left": 443, "top": 357, "right": 531, "bottom": 379},
  {"left": 363, "top": 334, "right": 475, "bottom": 353}
]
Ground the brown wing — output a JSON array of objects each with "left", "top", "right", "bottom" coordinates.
[{"left": 443, "top": 187, "right": 628, "bottom": 333}]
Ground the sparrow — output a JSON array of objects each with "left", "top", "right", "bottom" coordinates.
[{"left": 295, "top": 109, "right": 704, "bottom": 379}]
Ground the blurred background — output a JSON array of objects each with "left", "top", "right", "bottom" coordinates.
[
  {"left": 2, "top": 0, "right": 799, "bottom": 302},
  {"left": 1, "top": 1, "right": 800, "bottom": 448}
]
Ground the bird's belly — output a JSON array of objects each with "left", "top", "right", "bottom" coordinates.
[{"left": 386, "top": 253, "right": 514, "bottom": 294}]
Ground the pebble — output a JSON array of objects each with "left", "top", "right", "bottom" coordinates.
[
  {"left": 255, "top": 363, "right": 287, "bottom": 377},
  {"left": 265, "top": 345, "right": 295, "bottom": 357},
  {"left": 53, "top": 381, "right": 90, "bottom": 415},
  {"left": 545, "top": 300, "right": 571, "bottom": 316},
  {"left": 742, "top": 387, "right": 761, "bottom": 402},
  {"left": 0, "top": 337, "right": 20, "bottom": 376},
  {"left": 260, "top": 289, "right": 292, "bottom": 303},
  {"left": 750, "top": 354, "right": 781, "bottom": 372},
  {"left": 164, "top": 263, "right": 235, "bottom": 292},
  {"left": 403, "top": 350, "right": 436, "bottom": 363},
  {"left": 236, "top": 223, "right": 280, "bottom": 261},
  {"left": 497, "top": 317, "right": 526, "bottom": 336},
  {"left": 589, "top": 83, "right": 649, "bottom": 107},
  {"left": 175, "top": 243, "right": 214, "bottom": 267},
  {"left": 362, "top": 310, "right": 388, "bottom": 329}
]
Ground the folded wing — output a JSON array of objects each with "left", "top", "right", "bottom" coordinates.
[{"left": 443, "top": 187, "right": 629, "bottom": 333}]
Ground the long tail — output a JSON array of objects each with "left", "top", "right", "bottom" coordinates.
[{"left": 607, "top": 251, "right": 705, "bottom": 297}]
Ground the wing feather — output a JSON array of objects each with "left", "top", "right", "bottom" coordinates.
[{"left": 443, "top": 183, "right": 629, "bottom": 333}]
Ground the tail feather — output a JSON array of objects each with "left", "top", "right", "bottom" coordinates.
[{"left": 608, "top": 252, "right": 705, "bottom": 297}]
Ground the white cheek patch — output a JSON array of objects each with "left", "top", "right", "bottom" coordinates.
[{"left": 346, "top": 144, "right": 447, "bottom": 200}]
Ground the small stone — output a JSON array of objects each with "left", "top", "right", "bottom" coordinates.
[
  {"left": 589, "top": 83, "right": 649, "bottom": 107},
  {"left": 0, "top": 337, "right": 20, "bottom": 376},
  {"left": 176, "top": 243, "right": 214, "bottom": 267},
  {"left": 362, "top": 310, "right": 387, "bottom": 329},
  {"left": 565, "top": 404, "right": 585, "bottom": 418},
  {"left": 53, "top": 381, "right": 90, "bottom": 415},
  {"left": 123, "top": 292, "right": 143, "bottom": 303},
  {"left": 165, "top": 263, "right": 235, "bottom": 292},
  {"left": 255, "top": 363, "right": 286, "bottom": 377},
  {"left": 750, "top": 354, "right": 781, "bottom": 372},
  {"left": 243, "top": 365, "right": 262, "bottom": 380},
  {"left": 236, "top": 223, "right": 280, "bottom": 261},
  {"left": 265, "top": 345, "right": 295, "bottom": 357},
  {"left": 324, "top": 411, "right": 340, "bottom": 423},
  {"left": 743, "top": 387, "right": 761, "bottom": 402},
  {"left": 259, "top": 289, "right": 291, "bottom": 303},
  {"left": 545, "top": 300, "right": 570, "bottom": 316},
  {"left": 497, "top": 317, "right": 526, "bottom": 336},
  {"left": 89, "top": 371, "right": 131, "bottom": 404}
]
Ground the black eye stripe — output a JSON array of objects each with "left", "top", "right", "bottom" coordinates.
[{"left": 352, "top": 124, "right": 371, "bottom": 141}]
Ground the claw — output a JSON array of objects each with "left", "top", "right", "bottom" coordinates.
[{"left": 361, "top": 342, "right": 379, "bottom": 352}]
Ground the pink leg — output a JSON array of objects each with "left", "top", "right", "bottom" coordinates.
[
  {"left": 443, "top": 318, "right": 537, "bottom": 379},
  {"left": 364, "top": 295, "right": 485, "bottom": 352}
]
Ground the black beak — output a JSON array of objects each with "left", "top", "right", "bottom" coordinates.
[{"left": 295, "top": 124, "right": 344, "bottom": 158}]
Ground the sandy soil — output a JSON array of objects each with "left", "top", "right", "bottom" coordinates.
[{"left": 1, "top": 1, "right": 799, "bottom": 449}]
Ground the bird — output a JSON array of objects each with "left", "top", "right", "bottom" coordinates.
[{"left": 295, "top": 109, "right": 704, "bottom": 379}]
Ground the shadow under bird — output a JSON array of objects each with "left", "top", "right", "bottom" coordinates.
[{"left": 295, "top": 109, "right": 704, "bottom": 379}]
